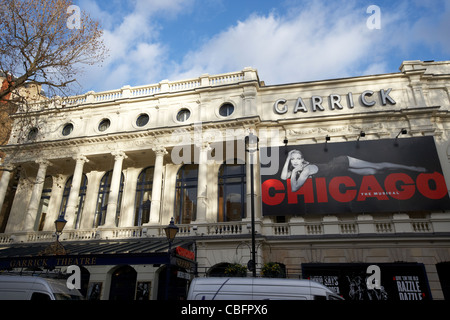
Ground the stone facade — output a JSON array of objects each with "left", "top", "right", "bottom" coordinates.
[{"left": 1, "top": 61, "right": 450, "bottom": 300}]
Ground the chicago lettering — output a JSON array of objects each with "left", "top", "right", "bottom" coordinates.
[
  {"left": 273, "top": 88, "right": 396, "bottom": 114},
  {"left": 262, "top": 172, "right": 447, "bottom": 205}
]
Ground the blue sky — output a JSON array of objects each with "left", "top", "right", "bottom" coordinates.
[{"left": 74, "top": 0, "right": 450, "bottom": 93}]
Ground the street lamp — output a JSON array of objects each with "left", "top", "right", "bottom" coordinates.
[
  {"left": 39, "top": 216, "right": 67, "bottom": 256},
  {"left": 245, "top": 132, "right": 259, "bottom": 278},
  {"left": 164, "top": 217, "right": 179, "bottom": 243},
  {"left": 54, "top": 216, "right": 67, "bottom": 242},
  {"left": 163, "top": 217, "right": 179, "bottom": 300}
]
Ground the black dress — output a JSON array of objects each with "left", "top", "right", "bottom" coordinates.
[{"left": 313, "top": 155, "right": 350, "bottom": 177}]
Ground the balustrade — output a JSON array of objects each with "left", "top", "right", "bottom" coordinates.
[
  {"left": 375, "top": 222, "right": 394, "bottom": 233},
  {"left": 340, "top": 223, "right": 358, "bottom": 234},
  {"left": 208, "top": 222, "right": 245, "bottom": 235},
  {"left": 0, "top": 215, "right": 445, "bottom": 244},
  {"left": 27, "top": 70, "right": 249, "bottom": 110},
  {"left": 306, "top": 224, "right": 323, "bottom": 235}
]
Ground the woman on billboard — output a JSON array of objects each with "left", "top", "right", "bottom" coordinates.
[{"left": 281, "top": 150, "right": 426, "bottom": 192}]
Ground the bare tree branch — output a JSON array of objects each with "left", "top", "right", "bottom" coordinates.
[
  {"left": 0, "top": 0, "right": 107, "bottom": 102},
  {"left": 0, "top": 0, "right": 108, "bottom": 161}
]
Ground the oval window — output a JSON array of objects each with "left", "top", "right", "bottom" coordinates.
[
  {"left": 219, "top": 103, "right": 234, "bottom": 117},
  {"left": 27, "top": 127, "right": 38, "bottom": 140},
  {"left": 176, "top": 109, "right": 191, "bottom": 122},
  {"left": 62, "top": 123, "right": 74, "bottom": 136},
  {"left": 136, "top": 114, "right": 149, "bottom": 127},
  {"left": 98, "top": 119, "right": 111, "bottom": 132}
]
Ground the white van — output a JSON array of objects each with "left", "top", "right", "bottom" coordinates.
[
  {"left": 187, "top": 277, "right": 343, "bottom": 300},
  {"left": 0, "top": 275, "right": 83, "bottom": 300}
]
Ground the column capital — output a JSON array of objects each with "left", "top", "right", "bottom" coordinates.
[
  {"left": 73, "top": 155, "right": 90, "bottom": 163},
  {"left": 35, "top": 159, "right": 52, "bottom": 168},
  {"left": 152, "top": 146, "right": 168, "bottom": 156},
  {"left": 195, "top": 141, "right": 211, "bottom": 151},
  {"left": 2, "top": 164, "right": 15, "bottom": 172},
  {"left": 111, "top": 151, "right": 128, "bottom": 161}
]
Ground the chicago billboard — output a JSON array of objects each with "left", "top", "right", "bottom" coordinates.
[{"left": 260, "top": 136, "right": 450, "bottom": 216}]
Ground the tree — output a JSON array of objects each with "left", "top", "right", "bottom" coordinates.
[
  {"left": 0, "top": 0, "right": 107, "bottom": 101},
  {"left": 0, "top": 0, "right": 107, "bottom": 158}
]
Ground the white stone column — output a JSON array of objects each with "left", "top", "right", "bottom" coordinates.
[
  {"left": 65, "top": 155, "right": 89, "bottom": 229},
  {"left": 24, "top": 160, "right": 51, "bottom": 231},
  {"left": 120, "top": 168, "right": 140, "bottom": 227},
  {"left": 147, "top": 146, "right": 167, "bottom": 224},
  {"left": 0, "top": 164, "right": 14, "bottom": 214},
  {"left": 195, "top": 142, "right": 210, "bottom": 223},
  {"left": 103, "top": 151, "right": 127, "bottom": 228},
  {"left": 80, "top": 171, "right": 101, "bottom": 229},
  {"left": 42, "top": 174, "right": 65, "bottom": 231}
]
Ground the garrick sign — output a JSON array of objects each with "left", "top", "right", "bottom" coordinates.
[
  {"left": 273, "top": 88, "right": 396, "bottom": 114},
  {"left": 7, "top": 256, "right": 98, "bottom": 269}
]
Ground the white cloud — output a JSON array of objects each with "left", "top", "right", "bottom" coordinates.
[
  {"left": 169, "top": 1, "right": 450, "bottom": 85},
  {"left": 362, "top": 62, "right": 389, "bottom": 76},
  {"left": 134, "top": 0, "right": 195, "bottom": 18},
  {"left": 169, "top": 2, "right": 381, "bottom": 85},
  {"left": 77, "top": 0, "right": 193, "bottom": 92},
  {"left": 76, "top": 0, "right": 450, "bottom": 93}
]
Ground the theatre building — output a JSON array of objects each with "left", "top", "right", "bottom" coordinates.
[{"left": 1, "top": 60, "right": 450, "bottom": 300}]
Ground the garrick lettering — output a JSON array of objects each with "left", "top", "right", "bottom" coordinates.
[
  {"left": 273, "top": 88, "right": 396, "bottom": 114},
  {"left": 9, "top": 256, "right": 98, "bottom": 268}
]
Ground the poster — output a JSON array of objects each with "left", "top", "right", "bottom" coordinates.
[
  {"left": 302, "top": 263, "right": 432, "bottom": 301},
  {"left": 136, "top": 281, "right": 151, "bottom": 300},
  {"left": 260, "top": 136, "right": 450, "bottom": 216},
  {"left": 86, "top": 282, "right": 102, "bottom": 300}
]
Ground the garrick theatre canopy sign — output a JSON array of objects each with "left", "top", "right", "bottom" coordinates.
[
  {"left": 0, "top": 238, "right": 196, "bottom": 271},
  {"left": 1, "top": 60, "right": 450, "bottom": 300}
]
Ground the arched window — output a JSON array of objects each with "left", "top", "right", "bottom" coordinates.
[
  {"left": 59, "top": 174, "right": 88, "bottom": 229},
  {"left": 94, "top": 171, "right": 124, "bottom": 228},
  {"left": 37, "top": 176, "right": 52, "bottom": 231},
  {"left": 218, "top": 162, "right": 246, "bottom": 222},
  {"left": 134, "top": 167, "right": 154, "bottom": 226},
  {"left": 175, "top": 164, "right": 198, "bottom": 224},
  {"left": 109, "top": 265, "right": 137, "bottom": 301},
  {"left": 207, "top": 263, "right": 233, "bottom": 277}
]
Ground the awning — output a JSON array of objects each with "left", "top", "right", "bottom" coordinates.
[{"left": 0, "top": 238, "right": 195, "bottom": 270}]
